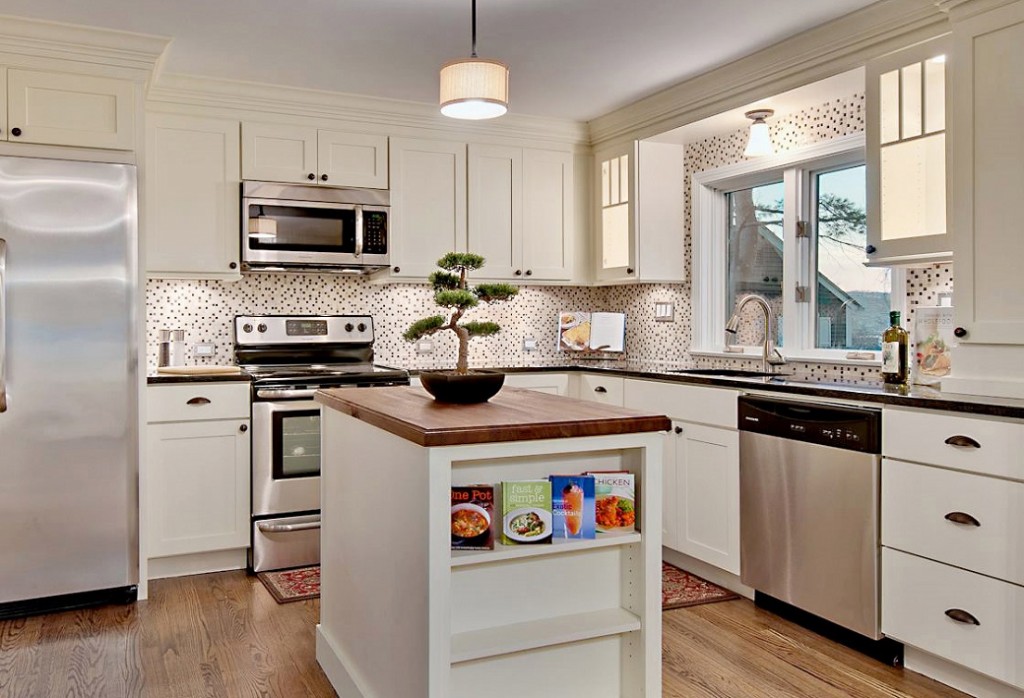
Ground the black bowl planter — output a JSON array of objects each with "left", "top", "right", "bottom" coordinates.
[{"left": 419, "top": 369, "right": 505, "bottom": 404}]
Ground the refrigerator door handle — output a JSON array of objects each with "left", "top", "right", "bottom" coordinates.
[{"left": 0, "top": 237, "right": 6, "bottom": 413}]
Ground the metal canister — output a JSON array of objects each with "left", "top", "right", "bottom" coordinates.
[{"left": 158, "top": 329, "right": 187, "bottom": 367}]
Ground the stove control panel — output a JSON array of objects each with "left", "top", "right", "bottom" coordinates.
[{"left": 235, "top": 315, "right": 375, "bottom": 345}]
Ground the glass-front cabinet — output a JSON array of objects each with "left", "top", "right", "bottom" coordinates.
[
  {"left": 595, "top": 142, "right": 636, "bottom": 282},
  {"left": 866, "top": 35, "right": 950, "bottom": 266}
]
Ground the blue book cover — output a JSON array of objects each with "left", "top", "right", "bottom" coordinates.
[{"left": 549, "top": 475, "right": 596, "bottom": 540}]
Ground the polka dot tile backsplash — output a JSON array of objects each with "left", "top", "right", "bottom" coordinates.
[{"left": 145, "top": 92, "right": 954, "bottom": 386}]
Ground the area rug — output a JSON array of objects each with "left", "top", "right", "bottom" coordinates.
[
  {"left": 257, "top": 565, "right": 320, "bottom": 603},
  {"left": 662, "top": 561, "right": 739, "bottom": 611}
]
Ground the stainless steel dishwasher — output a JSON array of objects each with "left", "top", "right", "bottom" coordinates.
[{"left": 739, "top": 395, "right": 883, "bottom": 640}]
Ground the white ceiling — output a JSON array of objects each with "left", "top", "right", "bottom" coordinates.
[{"left": 0, "top": 0, "right": 880, "bottom": 122}]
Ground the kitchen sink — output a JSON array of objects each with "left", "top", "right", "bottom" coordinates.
[{"left": 669, "top": 368, "right": 785, "bottom": 378}]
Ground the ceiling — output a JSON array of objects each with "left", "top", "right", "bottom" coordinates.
[{"left": 0, "top": 0, "right": 880, "bottom": 122}]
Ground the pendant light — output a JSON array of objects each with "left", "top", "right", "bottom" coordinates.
[
  {"left": 439, "top": 0, "right": 509, "bottom": 120},
  {"left": 743, "top": 109, "right": 775, "bottom": 157}
]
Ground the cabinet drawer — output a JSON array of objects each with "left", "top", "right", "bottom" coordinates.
[
  {"left": 577, "top": 374, "right": 624, "bottom": 406},
  {"left": 147, "top": 383, "right": 250, "bottom": 423},
  {"left": 882, "top": 458, "right": 1024, "bottom": 586},
  {"left": 883, "top": 408, "right": 1024, "bottom": 480},
  {"left": 882, "top": 548, "right": 1024, "bottom": 689},
  {"left": 623, "top": 379, "right": 737, "bottom": 428}
]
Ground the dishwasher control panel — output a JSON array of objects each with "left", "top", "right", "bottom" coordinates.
[{"left": 737, "top": 396, "right": 881, "bottom": 453}]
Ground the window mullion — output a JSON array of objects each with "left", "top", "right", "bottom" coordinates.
[{"left": 781, "top": 167, "right": 804, "bottom": 353}]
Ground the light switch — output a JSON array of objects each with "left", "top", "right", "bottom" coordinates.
[
  {"left": 193, "top": 342, "right": 216, "bottom": 358},
  {"left": 523, "top": 336, "right": 538, "bottom": 352},
  {"left": 654, "top": 302, "right": 675, "bottom": 322}
]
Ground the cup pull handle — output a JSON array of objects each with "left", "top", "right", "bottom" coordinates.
[
  {"left": 944, "top": 608, "right": 980, "bottom": 626},
  {"left": 944, "top": 511, "right": 981, "bottom": 527},
  {"left": 594, "top": 386, "right": 608, "bottom": 394},
  {"left": 186, "top": 397, "right": 211, "bottom": 406},
  {"left": 944, "top": 435, "right": 981, "bottom": 449}
]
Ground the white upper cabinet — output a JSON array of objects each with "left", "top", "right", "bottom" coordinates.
[
  {"left": 242, "top": 123, "right": 388, "bottom": 188},
  {"left": 145, "top": 113, "right": 241, "bottom": 279},
  {"left": 468, "top": 144, "right": 574, "bottom": 282},
  {"left": 866, "top": 35, "right": 950, "bottom": 266},
  {"left": 594, "top": 139, "right": 685, "bottom": 284},
  {"left": 5, "top": 69, "right": 135, "bottom": 150},
  {"left": 948, "top": 1, "right": 1024, "bottom": 345},
  {"left": 386, "top": 137, "right": 467, "bottom": 279}
]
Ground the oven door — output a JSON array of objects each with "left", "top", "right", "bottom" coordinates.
[{"left": 252, "top": 399, "right": 321, "bottom": 517}]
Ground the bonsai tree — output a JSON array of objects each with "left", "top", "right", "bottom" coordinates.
[{"left": 404, "top": 253, "right": 519, "bottom": 374}]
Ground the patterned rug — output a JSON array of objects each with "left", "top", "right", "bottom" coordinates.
[
  {"left": 257, "top": 565, "right": 320, "bottom": 603},
  {"left": 662, "top": 561, "right": 739, "bottom": 611}
]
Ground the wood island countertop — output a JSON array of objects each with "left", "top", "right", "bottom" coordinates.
[{"left": 315, "top": 385, "right": 671, "bottom": 447}]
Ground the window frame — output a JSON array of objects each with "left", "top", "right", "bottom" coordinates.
[{"left": 692, "top": 132, "right": 905, "bottom": 364}]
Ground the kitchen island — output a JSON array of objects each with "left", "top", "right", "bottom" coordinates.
[{"left": 314, "top": 385, "right": 670, "bottom": 698}]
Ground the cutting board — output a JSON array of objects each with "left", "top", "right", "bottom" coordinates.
[{"left": 156, "top": 365, "right": 243, "bottom": 376}]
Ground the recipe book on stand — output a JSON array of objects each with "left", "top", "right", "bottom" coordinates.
[{"left": 558, "top": 312, "right": 626, "bottom": 353}]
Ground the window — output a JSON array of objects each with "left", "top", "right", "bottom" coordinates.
[{"left": 693, "top": 134, "right": 898, "bottom": 361}]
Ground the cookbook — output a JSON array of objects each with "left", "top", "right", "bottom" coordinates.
[
  {"left": 558, "top": 312, "right": 627, "bottom": 353},
  {"left": 501, "top": 480, "right": 553, "bottom": 545},
  {"left": 549, "top": 475, "right": 596, "bottom": 540},
  {"left": 587, "top": 471, "right": 636, "bottom": 533},
  {"left": 913, "top": 306, "right": 955, "bottom": 386},
  {"left": 450, "top": 485, "right": 495, "bottom": 550}
]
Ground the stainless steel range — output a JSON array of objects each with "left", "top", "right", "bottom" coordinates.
[{"left": 234, "top": 315, "right": 408, "bottom": 572}]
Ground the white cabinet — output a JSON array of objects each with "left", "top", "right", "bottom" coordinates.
[
  {"left": 624, "top": 379, "right": 740, "bottom": 573},
  {"left": 385, "top": 137, "right": 467, "bottom": 279},
  {"left": 593, "top": 140, "right": 685, "bottom": 284},
  {"left": 865, "top": 36, "right": 949, "bottom": 266},
  {"left": 502, "top": 372, "right": 570, "bottom": 396},
  {"left": 145, "top": 113, "right": 241, "bottom": 279},
  {"left": 467, "top": 144, "right": 575, "bottom": 282},
  {"left": 241, "top": 123, "right": 388, "bottom": 188},
  {"left": 575, "top": 373, "right": 624, "bottom": 406},
  {"left": 145, "top": 383, "right": 250, "bottom": 577},
  {"left": 5, "top": 69, "right": 135, "bottom": 150}
]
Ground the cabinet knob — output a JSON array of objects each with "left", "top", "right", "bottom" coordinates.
[
  {"left": 393, "top": 266, "right": 401, "bottom": 273},
  {"left": 307, "top": 173, "right": 316, "bottom": 181},
  {"left": 865, "top": 244, "right": 877, "bottom": 254},
  {"left": 320, "top": 174, "right": 329, "bottom": 182},
  {"left": 525, "top": 269, "right": 533, "bottom": 276},
  {"left": 626, "top": 267, "right": 635, "bottom": 275},
  {"left": 674, "top": 426, "right": 683, "bottom": 434},
  {"left": 953, "top": 327, "right": 967, "bottom": 338},
  {"left": 514, "top": 269, "right": 522, "bottom": 276},
  {"left": 239, "top": 424, "right": 248, "bottom": 433},
  {"left": 229, "top": 262, "right": 237, "bottom": 270},
  {"left": 10, "top": 127, "right": 21, "bottom": 137}
]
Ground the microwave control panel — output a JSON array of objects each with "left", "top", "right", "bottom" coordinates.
[{"left": 364, "top": 211, "right": 388, "bottom": 254}]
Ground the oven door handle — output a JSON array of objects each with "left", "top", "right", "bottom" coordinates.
[
  {"left": 257, "top": 519, "right": 321, "bottom": 533},
  {"left": 256, "top": 388, "right": 319, "bottom": 400}
]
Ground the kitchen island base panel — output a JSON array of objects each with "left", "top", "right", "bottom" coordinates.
[
  {"left": 317, "top": 401, "right": 662, "bottom": 698},
  {"left": 904, "top": 648, "right": 1024, "bottom": 698}
]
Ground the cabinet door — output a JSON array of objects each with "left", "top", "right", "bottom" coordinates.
[
  {"left": 146, "top": 419, "right": 251, "bottom": 558},
  {"left": 865, "top": 36, "right": 950, "bottom": 265},
  {"left": 949, "top": 2, "right": 1024, "bottom": 344},
  {"left": 663, "top": 425, "right": 680, "bottom": 550},
  {"left": 594, "top": 142, "right": 636, "bottom": 283},
  {"left": 522, "top": 148, "right": 574, "bottom": 281},
  {"left": 388, "top": 138, "right": 467, "bottom": 279},
  {"left": 318, "top": 130, "right": 388, "bottom": 188},
  {"left": 468, "top": 144, "right": 521, "bottom": 279},
  {"left": 145, "top": 114, "right": 241, "bottom": 278},
  {"left": 671, "top": 421, "right": 740, "bottom": 573},
  {"left": 7, "top": 69, "right": 135, "bottom": 150},
  {"left": 241, "top": 122, "right": 318, "bottom": 184}
]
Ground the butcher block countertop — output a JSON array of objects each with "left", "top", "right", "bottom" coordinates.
[{"left": 315, "top": 385, "right": 671, "bottom": 447}]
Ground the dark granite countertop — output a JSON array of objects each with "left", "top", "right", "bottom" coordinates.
[
  {"left": 412, "top": 363, "right": 1024, "bottom": 420},
  {"left": 146, "top": 370, "right": 252, "bottom": 385}
]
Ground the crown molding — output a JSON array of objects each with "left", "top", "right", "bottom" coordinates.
[
  {"left": 0, "top": 14, "right": 169, "bottom": 74},
  {"left": 587, "top": 0, "right": 948, "bottom": 146},
  {"left": 935, "top": 0, "right": 1019, "bottom": 19},
  {"left": 147, "top": 73, "right": 589, "bottom": 147}
]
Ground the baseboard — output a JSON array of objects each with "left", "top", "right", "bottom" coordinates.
[
  {"left": 662, "top": 548, "right": 755, "bottom": 600},
  {"left": 316, "top": 625, "right": 370, "bottom": 698},
  {"left": 904, "top": 647, "right": 1024, "bottom": 698},
  {"left": 147, "top": 548, "right": 247, "bottom": 579}
]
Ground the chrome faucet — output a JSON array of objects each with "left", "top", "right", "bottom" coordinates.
[{"left": 725, "top": 294, "right": 787, "bottom": 374}]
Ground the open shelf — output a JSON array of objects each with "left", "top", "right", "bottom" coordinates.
[
  {"left": 450, "top": 607, "right": 641, "bottom": 664},
  {"left": 450, "top": 531, "right": 641, "bottom": 568}
]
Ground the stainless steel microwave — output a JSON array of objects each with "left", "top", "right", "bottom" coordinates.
[{"left": 241, "top": 181, "right": 389, "bottom": 273}]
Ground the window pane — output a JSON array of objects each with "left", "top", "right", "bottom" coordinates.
[
  {"left": 814, "top": 165, "right": 891, "bottom": 350},
  {"left": 727, "top": 181, "right": 784, "bottom": 347}
]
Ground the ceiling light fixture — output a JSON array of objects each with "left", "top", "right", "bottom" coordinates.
[
  {"left": 439, "top": 0, "right": 509, "bottom": 120},
  {"left": 743, "top": 109, "right": 775, "bottom": 157}
]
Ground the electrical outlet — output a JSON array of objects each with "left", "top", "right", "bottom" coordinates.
[
  {"left": 654, "top": 302, "right": 675, "bottom": 322},
  {"left": 416, "top": 339, "right": 434, "bottom": 355},
  {"left": 523, "top": 336, "right": 538, "bottom": 352},
  {"left": 193, "top": 342, "right": 216, "bottom": 358}
]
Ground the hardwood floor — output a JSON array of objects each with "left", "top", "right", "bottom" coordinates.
[{"left": 0, "top": 571, "right": 970, "bottom": 697}]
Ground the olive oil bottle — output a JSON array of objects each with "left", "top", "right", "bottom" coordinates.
[{"left": 881, "top": 311, "right": 909, "bottom": 385}]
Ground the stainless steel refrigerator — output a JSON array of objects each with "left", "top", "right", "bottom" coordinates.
[{"left": 0, "top": 155, "right": 138, "bottom": 617}]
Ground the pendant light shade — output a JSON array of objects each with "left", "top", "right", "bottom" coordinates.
[
  {"left": 743, "top": 109, "right": 775, "bottom": 157},
  {"left": 440, "top": 0, "right": 509, "bottom": 120}
]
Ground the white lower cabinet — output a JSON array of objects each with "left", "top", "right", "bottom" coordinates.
[
  {"left": 624, "top": 379, "right": 740, "bottom": 573},
  {"left": 502, "top": 372, "right": 570, "bottom": 396},
  {"left": 575, "top": 373, "right": 624, "bottom": 405},
  {"left": 145, "top": 383, "right": 250, "bottom": 577}
]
